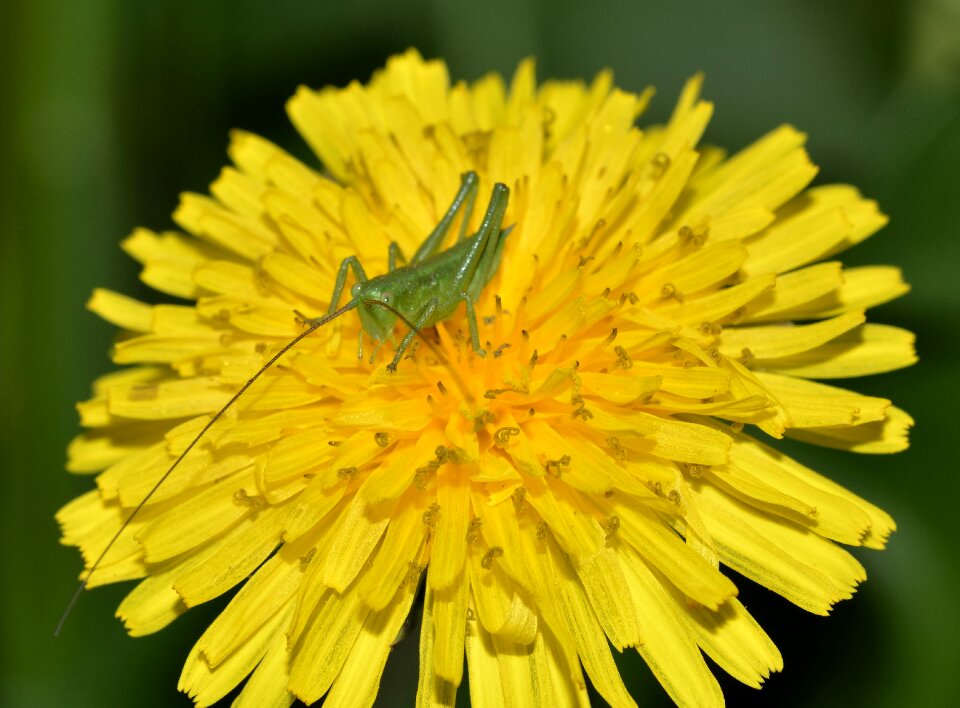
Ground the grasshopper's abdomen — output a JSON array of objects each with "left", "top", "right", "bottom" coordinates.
[{"left": 395, "top": 237, "right": 483, "bottom": 319}]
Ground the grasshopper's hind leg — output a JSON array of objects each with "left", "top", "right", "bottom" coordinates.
[
  {"left": 467, "top": 225, "right": 513, "bottom": 302},
  {"left": 387, "top": 298, "right": 441, "bottom": 372},
  {"left": 410, "top": 172, "right": 480, "bottom": 264},
  {"left": 388, "top": 170, "right": 476, "bottom": 271},
  {"left": 450, "top": 183, "right": 510, "bottom": 297}
]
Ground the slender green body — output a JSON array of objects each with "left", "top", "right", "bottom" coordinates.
[
  {"left": 364, "top": 234, "right": 494, "bottom": 326},
  {"left": 324, "top": 171, "right": 511, "bottom": 369}
]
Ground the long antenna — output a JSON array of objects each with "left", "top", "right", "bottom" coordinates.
[{"left": 55, "top": 299, "right": 358, "bottom": 636}]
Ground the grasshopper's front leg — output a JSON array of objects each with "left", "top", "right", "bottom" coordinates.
[
  {"left": 385, "top": 291, "right": 488, "bottom": 372},
  {"left": 322, "top": 255, "right": 370, "bottom": 359},
  {"left": 387, "top": 297, "right": 441, "bottom": 372}
]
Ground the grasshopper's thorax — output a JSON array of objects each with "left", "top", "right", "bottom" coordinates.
[{"left": 353, "top": 280, "right": 397, "bottom": 344}]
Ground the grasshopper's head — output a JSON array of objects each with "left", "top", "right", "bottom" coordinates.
[{"left": 353, "top": 281, "right": 398, "bottom": 345}]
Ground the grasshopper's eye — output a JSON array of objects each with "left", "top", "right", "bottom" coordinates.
[
  {"left": 351, "top": 283, "right": 361, "bottom": 297},
  {"left": 381, "top": 293, "right": 391, "bottom": 303}
]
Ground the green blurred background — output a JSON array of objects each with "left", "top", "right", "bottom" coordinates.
[{"left": 2, "top": 1, "right": 958, "bottom": 705}]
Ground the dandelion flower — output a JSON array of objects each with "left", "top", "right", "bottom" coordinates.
[{"left": 58, "top": 49, "right": 916, "bottom": 707}]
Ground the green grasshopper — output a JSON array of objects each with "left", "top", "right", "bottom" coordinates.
[
  {"left": 323, "top": 170, "right": 510, "bottom": 370},
  {"left": 56, "top": 171, "right": 511, "bottom": 633}
]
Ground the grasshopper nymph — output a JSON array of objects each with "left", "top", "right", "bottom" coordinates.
[
  {"left": 56, "top": 172, "right": 510, "bottom": 633},
  {"left": 321, "top": 171, "right": 511, "bottom": 370}
]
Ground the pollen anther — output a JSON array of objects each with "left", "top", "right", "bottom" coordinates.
[
  {"left": 299, "top": 548, "right": 316, "bottom": 569},
  {"left": 602, "top": 515, "right": 621, "bottom": 538},
  {"left": 233, "top": 489, "right": 263, "bottom": 508},
  {"left": 606, "top": 437, "right": 627, "bottom": 460},
  {"left": 651, "top": 152, "right": 671, "bottom": 177},
  {"left": 661, "top": 283, "right": 685, "bottom": 302},
  {"left": 337, "top": 467, "right": 359, "bottom": 480},
  {"left": 481, "top": 546, "right": 504, "bottom": 569},
  {"left": 466, "top": 518, "right": 483, "bottom": 544},
  {"left": 544, "top": 455, "right": 571, "bottom": 477},
  {"left": 536, "top": 522, "right": 549, "bottom": 541},
  {"left": 422, "top": 503, "right": 441, "bottom": 527},
  {"left": 511, "top": 487, "right": 527, "bottom": 511}
]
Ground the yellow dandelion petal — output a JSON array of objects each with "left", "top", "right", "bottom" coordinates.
[{"left": 59, "top": 49, "right": 915, "bottom": 706}]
